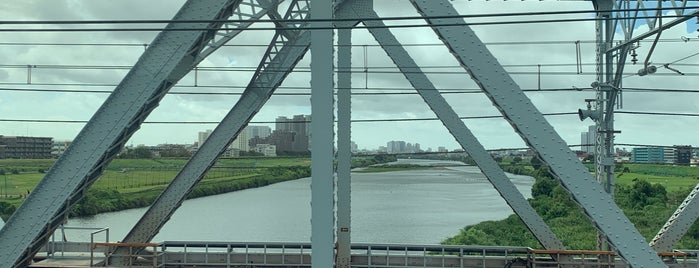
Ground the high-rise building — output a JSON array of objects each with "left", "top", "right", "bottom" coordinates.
[
  {"left": 0, "top": 136, "right": 53, "bottom": 159},
  {"left": 273, "top": 114, "right": 311, "bottom": 153},
  {"left": 291, "top": 114, "right": 311, "bottom": 152},
  {"left": 198, "top": 129, "right": 212, "bottom": 148},
  {"left": 387, "top": 141, "right": 406, "bottom": 153},
  {"left": 580, "top": 125, "right": 596, "bottom": 153},
  {"left": 275, "top": 116, "right": 293, "bottom": 132},
  {"left": 230, "top": 126, "right": 250, "bottom": 152},
  {"left": 248, "top": 125, "right": 271, "bottom": 139}
]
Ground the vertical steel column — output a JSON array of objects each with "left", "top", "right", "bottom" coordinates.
[
  {"left": 336, "top": 25, "right": 352, "bottom": 268},
  {"left": 409, "top": 1, "right": 663, "bottom": 266},
  {"left": 310, "top": 0, "right": 335, "bottom": 267},
  {"left": 348, "top": 1, "right": 565, "bottom": 251},
  {"left": 593, "top": 0, "right": 617, "bottom": 252}
]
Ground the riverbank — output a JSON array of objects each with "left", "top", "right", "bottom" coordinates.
[
  {"left": 443, "top": 162, "right": 699, "bottom": 249},
  {"left": 0, "top": 155, "right": 396, "bottom": 220}
]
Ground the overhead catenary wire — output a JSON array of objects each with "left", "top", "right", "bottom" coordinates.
[
  {"left": 1, "top": 6, "right": 694, "bottom": 25},
  {"left": 3, "top": 64, "right": 699, "bottom": 77},
  {"left": 3, "top": 110, "right": 699, "bottom": 125},
  {"left": 7, "top": 86, "right": 699, "bottom": 95},
  {"left": 0, "top": 37, "right": 696, "bottom": 48},
  {"left": 0, "top": 13, "right": 695, "bottom": 32}
]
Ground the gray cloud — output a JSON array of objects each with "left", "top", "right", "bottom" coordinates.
[{"left": 1, "top": 1, "right": 697, "bottom": 151}]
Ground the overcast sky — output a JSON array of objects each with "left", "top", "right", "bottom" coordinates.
[{"left": 0, "top": 0, "right": 697, "bottom": 152}]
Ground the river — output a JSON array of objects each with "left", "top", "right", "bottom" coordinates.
[{"left": 67, "top": 159, "right": 534, "bottom": 245}]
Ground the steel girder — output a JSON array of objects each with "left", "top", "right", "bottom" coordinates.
[
  {"left": 110, "top": 1, "right": 312, "bottom": 264},
  {"left": 409, "top": 0, "right": 664, "bottom": 266},
  {"left": 336, "top": 26, "right": 353, "bottom": 268},
  {"left": 309, "top": 0, "right": 335, "bottom": 266},
  {"left": 342, "top": 1, "right": 566, "bottom": 252},
  {"left": 0, "top": 1, "right": 243, "bottom": 266},
  {"left": 651, "top": 184, "right": 699, "bottom": 251},
  {"left": 195, "top": 0, "right": 277, "bottom": 63}
]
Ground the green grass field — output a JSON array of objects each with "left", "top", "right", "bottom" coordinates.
[
  {"left": 614, "top": 163, "right": 699, "bottom": 192},
  {"left": 0, "top": 157, "right": 310, "bottom": 205}
]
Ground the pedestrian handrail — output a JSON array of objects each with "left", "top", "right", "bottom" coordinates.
[{"left": 94, "top": 242, "right": 162, "bottom": 267}]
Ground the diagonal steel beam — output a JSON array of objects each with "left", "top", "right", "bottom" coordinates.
[
  {"left": 112, "top": 1, "right": 311, "bottom": 262},
  {"left": 0, "top": 1, "right": 247, "bottom": 267},
  {"left": 409, "top": 0, "right": 664, "bottom": 266},
  {"left": 344, "top": 0, "right": 566, "bottom": 251},
  {"left": 651, "top": 183, "right": 699, "bottom": 252},
  {"left": 114, "top": 1, "right": 354, "bottom": 264}
]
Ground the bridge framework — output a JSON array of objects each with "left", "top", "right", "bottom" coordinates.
[{"left": 1, "top": 0, "right": 698, "bottom": 267}]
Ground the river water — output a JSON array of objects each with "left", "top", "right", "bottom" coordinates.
[{"left": 67, "top": 159, "right": 534, "bottom": 245}]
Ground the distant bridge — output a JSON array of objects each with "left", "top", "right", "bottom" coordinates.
[{"left": 1, "top": 0, "right": 699, "bottom": 267}]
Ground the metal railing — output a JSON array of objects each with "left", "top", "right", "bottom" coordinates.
[
  {"left": 95, "top": 242, "right": 162, "bottom": 267},
  {"left": 33, "top": 230, "right": 699, "bottom": 268},
  {"left": 159, "top": 241, "right": 531, "bottom": 267},
  {"left": 529, "top": 249, "right": 695, "bottom": 268}
]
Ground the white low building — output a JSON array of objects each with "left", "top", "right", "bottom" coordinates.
[{"left": 254, "top": 144, "right": 276, "bottom": 157}]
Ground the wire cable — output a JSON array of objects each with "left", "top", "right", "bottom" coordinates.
[
  {"left": 0, "top": 37, "right": 696, "bottom": 48},
  {"left": 0, "top": 14, "right": 693, "bottom": 32},
  {"left": 6, "top": 110, "right": 699, "bottom": 126},
  {"left": 1, "top": 6, "right": 694, "bottom": 25}
]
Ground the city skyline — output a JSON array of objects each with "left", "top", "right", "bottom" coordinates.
[{"left": 1, "top": 1, "right": 698, "bottom": 154}]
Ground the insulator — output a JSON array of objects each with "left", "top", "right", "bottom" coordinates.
[{"left": 637, "top": 65, "right": 657, "bottom": 76}]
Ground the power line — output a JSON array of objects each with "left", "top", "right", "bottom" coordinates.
[
  {"left": 615, "top": 143, "right": 696, "bottom": 149},
  {"left": 3, "top": 67, "right": 699, "bottom": 77},
  {"left": 0, "top": 112, "right": 577, "bottom": 125},
  {"left": 7, "top": 85, "right": 699, "bottom": 95},
  {"left": 616, "top": 111, "right": 699, "bottom": 117},
  {"left": 0, "top": 37, "right": 695, "bottom": 48},
  {"left": 0, "top": 14, "right": 693, "bottom": 32},
  {"left": 5, "top": 62, "right": 698, "bottom": 71},
  {"left": 1, "top": 6, "right": 693, "bottom": 25},
  {"left": 5, "top": 110, "right": 699, "bottom": 125},
  {"left": 0, "top": 86, "right": 590, "bottom": 95}
]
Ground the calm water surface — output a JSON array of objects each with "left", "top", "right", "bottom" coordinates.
[{"left": 68, "top": 159, "right": 533, "bottom": 244}]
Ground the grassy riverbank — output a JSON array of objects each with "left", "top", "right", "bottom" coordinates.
[
  {"left": 354, "top": 163, "right": 445, "bottom": 173},
  {"left": 0, "top": 155, "right": 396, "bottom": 219},
  {"left": 442, "top": 161, "right": 699, "bottom": 249}
]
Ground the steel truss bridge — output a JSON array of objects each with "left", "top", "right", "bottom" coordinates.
[{"left": 0, "top": 0, "right": 698, "bottom": 267}]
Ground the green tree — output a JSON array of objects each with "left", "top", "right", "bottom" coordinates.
[
  {"left": 530, "top": 157, "right": 542, "bottom": 170},
  {"left": 512, "top": 156, "right": 522, "bottom": 164},
  {"left": 120, "top": 146, "right": 153, "bottom": 159}
]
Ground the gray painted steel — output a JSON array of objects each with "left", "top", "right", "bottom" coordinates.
[
  {"left": 195, "top": 0, "right": 278, "bottom": 63},
  {"left": 111, "top": 2, "right": 311, "bottom": 265},
  {"left": 593, "top": 0, "right": 615, "bottom": 251},
  {"left": 409, "top": 0, "right": 664, "bottom": 266},
  {"left": 349, "top": 1, "right": 565, "bottom": 251},
  {"left": 336, "top": 27, "right": 353, "bottom": 268},
  {"left": 0, "top": 1, "right": 236, "bottom": 267},
  {"left": 309, "top": 0, "right": 335, "bottom": 267},
  {"left": 651, "top": 184, "right": 699, "bottom": 251}
]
